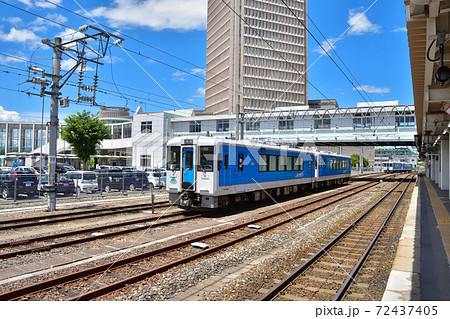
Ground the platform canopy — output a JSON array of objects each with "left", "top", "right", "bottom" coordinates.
[{"left": 405, "top": 0, "right": 450, "bottom": 156}]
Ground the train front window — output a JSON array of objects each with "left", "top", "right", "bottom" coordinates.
[
  {"left": 200, "top": 146, "right": 214, "bottom": 171},
  {"left": 167, "top": 146, "right": 180, "bottom": 171}
]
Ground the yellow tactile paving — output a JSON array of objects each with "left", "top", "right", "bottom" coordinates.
[{"left": 424, "top": 177, "right": 450, "bottom": 260}]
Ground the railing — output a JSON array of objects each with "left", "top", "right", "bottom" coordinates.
[{"left": 0, "top": 170, "right": 166, "bottom": 209}]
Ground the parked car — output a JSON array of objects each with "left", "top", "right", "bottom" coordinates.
[
  {"left": 59, "top": 163, "right": 76, "bottom": 172},
  {"left": 145, "top": 168, "right": 165, "bottom": 189},
  {"left": 34, "top": 163, "right": 76, "bottom": 174},
  {"left": 98, "top": 165, "right": 115, "bottom": 170},
  {"left": 37, "top": 175, "right": 76, "bottom": 196},
  {"left": 123, "top": 170, "right": 148, "bottom": 190},
  {"left": 0, "top": 170, "right": 39, "bottom": 199},
  {"left": 63, "top": 171, "right": 98, "bottom": 194},
  {"left": 33, "top": 166, "right": 49, "bottom": 174},
  {"left": 95, "top": 169, "right": 125, "bottom": 193},
  {"left": 14, "top": 166, "right": 38, "bottom": 174}
]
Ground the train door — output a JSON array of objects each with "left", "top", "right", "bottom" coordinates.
[
  {"left": 220, "top": 144, "right": 231, "bottom": 186},
  {"left": 182, "top": 147, "right": 195, "bottom": 190}
]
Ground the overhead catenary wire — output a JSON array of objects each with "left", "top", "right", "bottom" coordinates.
[
  {"left": 0, "top": 0, "right": 247, "bottom": 106},
  {"left": 279, "top": 0, "right": 375, "bottom": 108},
  {"left": 219, "top": 0, "right": 334, "bottom": 108},
  {"left": 33, "top": 0, "right": 335, "bottom": 113},
  {"left": 0, "top": 1, "right": 215, "bottom": 109},
  {"left": 0, "top": 61, "right": 203, "bottom": 111},
  {"left": 303, "top": 10, "right": 375, "bottom": 107},
  {"left": 1, "top": 0, "right": 400, "bottom": 137},
  {"left": 0, "top": 53, "right": 203, "bottom": 109},
  {"left": 3, "top": 0, "right": 335, "bottom": 119},
  {"left": 280, "top": 0, "right": 400, "bottom": 136}
]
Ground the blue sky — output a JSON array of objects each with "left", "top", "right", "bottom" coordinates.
[{"left": 0, "top": 0, "right": 412, "bottom": 123}]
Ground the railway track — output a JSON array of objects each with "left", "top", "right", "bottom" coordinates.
[
  {"left": 0, "top": 201, "right": 170, "bottom": 231},
  {"left": 259, "top": 174, "right": 414, "bottom": 301},
  {"left": 0, "top": 211, "right": 200, "bottom": 260},
  {"left": 0, "top": 179, "right": 384, "bottom": 301}
]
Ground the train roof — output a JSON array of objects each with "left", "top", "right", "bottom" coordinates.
[{"left": 168, "top": 136, "right": 350, "bottom": 158}]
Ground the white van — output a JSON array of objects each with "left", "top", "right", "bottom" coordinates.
[{"left": 63, "top": 171, "right": 98, "bottom": 194}]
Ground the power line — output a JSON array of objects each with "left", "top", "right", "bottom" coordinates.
[
  {"left": 304, "top": 11, "right": 375, "bottom": 106},
  {"left": 42, "top": 0, "right": 204, "bottom": 71},
  {"left": 0, "top": 2, "right": 207, "bottom": 89},
  {"left": 280, "top": 0, "right": 374, "bottom": 107},
  {"left": 0, "top": 61, "right": 203, "bottom": 111},
  {"left": 0, "top": 0, "right": 253, "bottom": 114},
  {"left": 1, "top": 0, "right": 333, "bottom": 113},
  {"left": 42, "top": 0, "right": 251, "bottom": 104},
  {"left": 219, "top": 0, "right": 334, "bottom": 108},
  {"left": 0, "top": 53, "right": 202, "bottom": 108}
]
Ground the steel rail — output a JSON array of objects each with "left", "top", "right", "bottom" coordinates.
[
  {"left": 0, "top": 213, "right": 201, "bottom": 259},
  {"left": 0, "top": 202, "right": 169, "bottom": 231},
  {"left": 259, "top": 175, "right": 411, "bottom": 301},
  {"left": 0, "top": 202, "right": 168, "bottom": 226},
  {"left": 0, "top": 181, "right": 377, "bottom": 300},
  {"left": 0, "top": 210, "right": 184, "bottom": 249},
  {"left": 69, "top": 182, "right": 380, "bottom": 300},
  {"left": 332, "top": 175, "right": 415, "bottom": 301}
]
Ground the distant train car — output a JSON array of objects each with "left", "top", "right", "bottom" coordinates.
[
  {"left": 382, "top": 162, "right": 413, "bottom": 173},
  {"left": 166, "top": 136, "right": 351, "bottom": 210},
  {"left": 403, "top": 163, "right": 413, "bottom": 171}
]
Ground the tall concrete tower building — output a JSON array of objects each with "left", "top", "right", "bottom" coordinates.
[{"left": 205, "top": 0, "right": 308, "bottom": 115}]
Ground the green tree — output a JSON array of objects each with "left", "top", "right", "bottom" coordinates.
[
  {"left": 351, "top": 154, "right": 369, "bottom": 167},
  {"left": 60, "top": 111, "right": 111, "bottom": 169}
]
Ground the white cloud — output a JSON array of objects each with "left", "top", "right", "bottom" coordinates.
[
  {"left": 44, "top": 13, "right": 68, "bottom": 25},
  {"left": 0, "top": 27, "right": 39, "bottom": 43},
  {"left": 392, "top": 27, "right": 407, "bottom": 33},
  {"left": 91, "top": 0, "right": 207, "bottom": 31},
  {"left": 0, "top": 106, "right": 20, "bottom": 121},
  {"left": 353, "top": 85, "right": 390, "bottom": 94},
  {"left": 17, "top": 0, "right": 62, "bottom": 8},
  {"left": 172, "top": 70, "right": 187, "bottom": 81},
  {"left": 60, "top": 59, "right": 94, "bottom": 72},
  {"left": 197, "top": 87, "right": 205, "bottom": 96},
  {"left": 55, "top": 28, "right": 86, "bottom": 43},
  {"left": 313, "top": 38, "right": 337, "bottom": 54},
  {"left": 191, "top": 68, "right": 206, "bottom": 76},
  {"left": 35, "top": 0, "right": 62, "bottom": 8},
  {"left": 347, "top": 9, "right": 381, "bottom": 35},
  {"left": 1, "top": 17, "right": 23, "bottom": 25},
  {"left": 0, "top": 53, "right": 27, "bottom": 64},
  {"left": 173, "top": 68, "right": 205, "bottom": 81}
]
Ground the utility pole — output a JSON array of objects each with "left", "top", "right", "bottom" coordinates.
[
  {"left": 47, "top": 37, "right": 62, "bottom": 212},
  {"left": 235, "top": 104, "right": 240, "bottom": 140},
  {"left": 35, "top": 26, "right": 124, "bottom": 212},
  {"left": 235, "top": 103, "right": 245, "bottom": 140}
]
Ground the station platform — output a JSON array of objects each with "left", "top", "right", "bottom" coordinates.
[{"left": 383, "top": 173, "right": 450, "bottom": 301}]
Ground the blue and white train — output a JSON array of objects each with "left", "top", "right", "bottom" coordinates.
[
  {"left": 382, "top": 162, "right": 413, "bottom": 173},
  {"left": 166, "top": 136, "right": 351, "bottom": 210}
]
